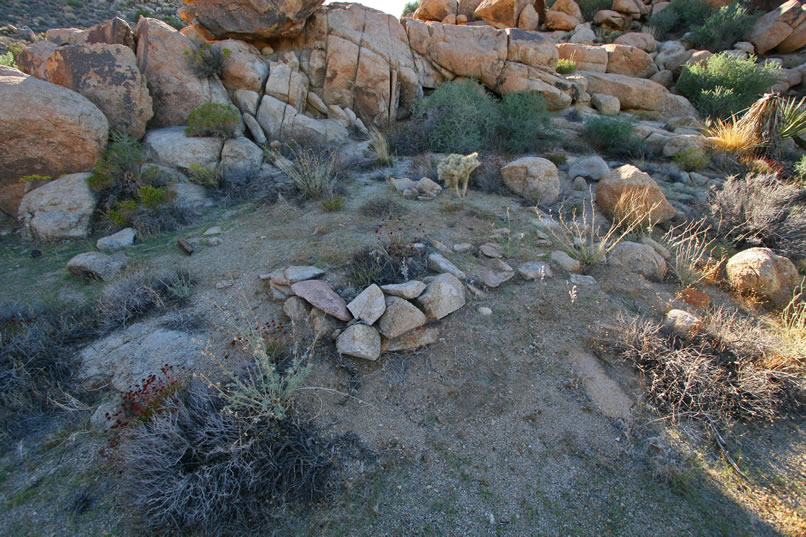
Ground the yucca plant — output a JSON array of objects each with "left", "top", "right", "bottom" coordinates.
[{"left": 779, "top": 95, "right": 806, "bottom": 141}]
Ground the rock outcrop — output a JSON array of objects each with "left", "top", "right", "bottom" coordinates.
[
  {"left": 17, "top": 173, "right": 96, "bottom": 240},
  {"left": 179, "top": 0, "right": 325, "bottom": 40}
]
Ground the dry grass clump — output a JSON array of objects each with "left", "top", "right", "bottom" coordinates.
[
  {"left": 272, "top": 144, "right": 340, "bottom": 200},
  {"left": 605, "top": 309, "right": 803, "bottom": 424},
  {"left": 368, "top": 125, "right": 393, "bottom": 167},
  {"left": 662, "top": 219, "right": 722, "bottom": 288},
  {"left": 709, "top": 173, "right": 806, "bottom": 259},
  {"left": 704, "top": 116, "right": 760, "bottom": 156},
  {"left": 539, "top": 192, "right": 648, "bottom": 266}
]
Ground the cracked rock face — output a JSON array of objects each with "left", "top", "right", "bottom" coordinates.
[{"left": 179, "top": 0, "right": 326, "bottom": 40}]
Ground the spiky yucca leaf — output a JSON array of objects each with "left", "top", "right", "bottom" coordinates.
[{"left": 779, "top": 96, "right": 806, "bottom": 140}]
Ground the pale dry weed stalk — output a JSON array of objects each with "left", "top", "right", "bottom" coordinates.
[{"left": 662, "top": 218, "right": 721, "bottom": 288}]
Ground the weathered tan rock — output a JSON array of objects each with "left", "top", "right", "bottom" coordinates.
[
  {"left": 546, "top": 10, "right": 581, "bottom": 30},
  {"left": 602, "top": 43, "right": 657, "bottom": 78},
  {"left": 596, "top": 165, "right": 676, "bottom": 224},
  {"left": 257, "top": 95, "right": 349, "bottom": 144},
  {"left": 663, "top": 309, "right": 703, "bottom": 339},
  {"left": 381, "top": 281, "right": 427, "bottom": 299},
  {"left": 495, "top": 62, "right": 573, "bottom": 110},
  {"left": 551, "top": 0, "right": 583, "bottom": 20},
  {"left": 220, "top": 137, "right": 263, "bottom": 184},
  {"left": 417, "top": 273, "right": 466, "bottom": 320},
  {"left": 591, "top": 92, "right": 620, "bottom": 115},
  {"left": 67, "top": 252, "right": 126, "bottom": 281},
  {"left": 98, "top": 227, "right": 138, "bottom": 251},
  {"left": 506, "top": 28, "right": 558, "bottom": 70},
  {"left": 179, "top": 0, "right": 324, "bottom": 40},
  {"left": 382, "top": 324, "right": 441, "bottom": 352},
  {"left": 347, "top": 284, "right": 386, "bottom": 325},
  {"left": 614, "top": 32, "right": 656, "bottom": 52},
  {"left": 44, "top": 43, "right": 153, "bottom": 139},
  {"left": 501, "top": 157, "right": 561, "bottom": 204},
  {"left": 16, "top": 40, "right": 57, "bottom": 79},
  {"left": 135, "top": 18, "right": 232, "bottom": 127},
  {"left": 18, "top": 173, "right": 96, "bottom": 241},
  {"left": 0, "top": 68, "right": 108, "bottom": 213},
  {"left": 777, "top": 16, "right": 806, "bottom": 53},
  {"left": 581, "top": 71, "right": 667, "bottom": 110},
  {"left": 608, "top": 241, "right": 667, "bottom": 280},
  {"left": 407, "top": 18, "right": 507, "bottom": 88},
  {"left": 213, "top": 39, "right": 268, "bottom": 92},
  {"left": 654, "top": 41, "right": 692, "bottom": 72},
  {"left": 659, "top": 93, "right": 698, "bottom": 118},
  {"left": 458, "top": 0, "right": 485, "bottom": 17},
  {"left": 144, "top": 127, "right": 224, "bottom": 171},
  {"left": 749, "top": 0, "right": 806, "bottom": 55},
  {"left": 593, "top": 9, "right": 629, "bottom": 30},
  {"left": 726, "top": 248, "right": 801, "bottom": 309},
  {"left": 518, "top": 3, "right": 540, "bottom": 30},
  {"left": 557, "top": 43, "right": 608, "bottom": 72},
  {"left": 377, "top": 296, "right": 428, "bottom": 339},
  {"left": 291, "top": 280, "right": 352, "bottom": 321},
  {"left": 415, "top": 0, "right": 459, "bottom": 20},
  {"left": 613, "top": 0, "right": 643, "bottom": 17},
  {"left": 475, "top": 0, "right": 531, "bottom": 28},
  {"left": 336, "top": 324, "right": 381, "bottom": 360},
  {"left": 46, "top": 17, "right": 135, "bottom": 49}
]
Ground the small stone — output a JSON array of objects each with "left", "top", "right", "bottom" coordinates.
[
  {"left": 67, "top": 252, "right": 126, "bottom": 281},
  {"left": 381, "top": 281, "right": 427, "bottom": 299},
  {"left": 203, "top": 237, "right": 223, "bottom": 246},
  {"left": 569, "top": 274, "right": 596, "bottom": 286},
  {"left": 291, "top": 280, "right": 351, "bottom": 321},
  {"left": 377, "top": 296, "right": 427, "bottom": 339},
  {"left": 284, "top": 266, "right": 325, "bottom": 284},
  {"left": 336, "top": 324, "right": 381, "bottom": 361},
  {"left": 663, "top": 309, "right": 702, "bottom": 339},
  {"left": 381, "top": 323, "right": 441, "bottom": 353},
  {"left": 475, "top": 258, "right": 515, "bottom": 288},
  {"left": 391, "top": 177, "right": 418, "bottom": 192},
  {"left": 453, "top": 243, "right": 473, "bottom": 253},
  {"left": 417, "top": 273, "right": 466, "bottom": 320},
  {"left": 428, "top": 253, "right": 466, "bottom": 280},
  {"left": 96, "top": 228, "right": 136, "bottom": 252},
  {"left": 215, "top": 280, "right": 234, "bottom": 289},
  {"left": 480, "top": 242, "right": 503, "bottom": 258},
  {"left": 572, "top": 176, "right": 588, "bottom": 191},
  {"left": 550, "top": 251, "right": 582, "bottom": 273},
  {"left": 417, "top": 177, "right": 443, "bottom": 197},
  {"left": 283, "top": 296, "right": 311, "bottom": 323},
  {"left": 678, "top": 287, "right": 710, "bottom": 309},
  {"left": 518, "top": 262, "right": 553, "bottom": 281},
  {"left": 310, "top": 308, "right": 341, "bottom": 337},
  {"left": 478, "top": 307, "right": 492, "bottom": 316},
  {"left": 346, "top": 284, "right": 386, "bottom": 325},
  {"left": 203, "top": 226, "right": 223, "bottom": 235}
]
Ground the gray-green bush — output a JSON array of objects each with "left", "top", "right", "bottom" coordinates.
[
  {"left": 688, "top": 3, "right": 759, "bottom": 53},
  {"left": 677, "top": 53, "right": 779, "bottom": 119}
]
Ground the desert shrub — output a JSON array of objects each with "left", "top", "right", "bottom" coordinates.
[
  {"left": 604, "top": 310, "right": 802, "bottom": 424},
  {"left": 537, "top": 194, "right": 646, "bottom": 266},
  {"left": 648, "top": 0, "right": 713, "bottom": 38},
  {"left": 582, "top": 116, "right": 637, "bottom": 156},
  {"left": 677, "top": 53, "right": 779, "bottom": 119},
  {"left": 470, "top": 153, "right": 508, "bottom": 195},
  {"left": 107, "top": 200, "right": 138, "bottom": 228},
  {"left": 556, "top": 58, "right": 576, "bottom": 74},
  {"left": 438, "top": 153, "right": 480, "bottom": 206},
  {"left": 359, "top": 197, "right": 406, "bottom": 218},
  {"left": 185, "top": 103, "right": 240, "bottom": 138},
  {"left": 0, "top": 51, "right": 16, "bottom": 67},
  {"left": 710, "top": 173, "right": 806, "bottom": 259},
  {"left": 384, "top": 119, "right": 430, "bottom": 157},
  {"left": 674, "top": 147, "right": 711, "bottom": 171},
  {"left": 688, "top": 2, "right": 758, "bottom": 53},
  {"left": 401, "top": 0, "right": 420, "bottom": 18},
  {"left": 321, "top": 195, "right": 344, "bottom": 212},
  {"left": 89, "top": 132, "right": 147, "bottom": 200},
  {"left": 578, "top": 0, "right": 611, "bottom": 21},
  {"left": 118, "top": 381, "right": 338, "bottom": 536},
  {"left": 347, "top": 217, "right": 427, "bottom": 287},
  {"left": 187, "top": 162, "right": 222, "bottom": 187},
  {"left": 272, "top": 144, "right": 340, "bottom": 200},
  {"left": 185, "top": 42, "right": 230, "bottom": 79},
  {"left": 414, "top": 80, "right": 497, "bottom": 154},
  {"left": 662, "top": 219, "right": 721, "bottom": 287},
  {"left": 18, "top": 174, "right": 52, "bottom": 183},
  {"left": 795, "top": 155, "right": 806, "bottom": 178},
  {"left": 492, "top": 91, "right": 553, "bottom": 153},
  {"left": 137, "top": 185, "right": 174, "bottom": 210}
]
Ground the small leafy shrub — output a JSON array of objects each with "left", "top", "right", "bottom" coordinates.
[
  {"left": 185, "top": 42, "right": 230, "bottom": 79},
  {"left": 185, "top": 103, "right": 240, "bottom": 138},
  {"left": 107, "top": 200, "right": 138, "bottom": 228},
  {"left": 384, "top": 119, "right": 430, "bottom": 157},
  {"left": 578, "top": 0, "right": 611, "bottom": 21},
  {"left": 137, "top": 185, "right": 174, "bottom": 210},
  {"left": 401, "top": 0, "right": 419, "bottom": 17},
  {"left": 470, "top": 153, "right": 508, "bottom": 195},
  {"left": 688, "top": 2, "right": 758, "bottom": 53},
  {"left": 677, "top": 53, "right": 779, "bottom": 120},
  {"left": 0, "top": 51, "right": 16, "bottom": 68},
  {"left": 556, "top": 59, "right": 577, "bottom": 74},
  {"left": 187, "top": 162, "right": 222, "bottom": 187},
  {"left": 648, "top": 0, "right": 713, "bottom": 38},
  {"left": 603, "top": 309, "right": 803, "bottom": 424},
  {"left": 321, "top": 195, "right": 344, "bottom": 212},
  {"left": 493, "top": 91, "right": 553, "bottom": 153},
  {"left": 545, "top": 153, "right": 568, "bottom": 166},
  {"left": 582, "top": 116, "right": 636, "bottom": 155},
  {"left": 674, "top": 147, "right": 711, "bottom": 171},
  {"left": 795, "top": 155, "right": 806, "bottom": 178},
  {"left": 89, "top": 132, "right": 147, "bottom": 200},
  {"left": 709, "top": 173, "right": 806, "bottom": 259},
  {"left": 272, "top": 144, "right": 340, "bottom": 200}
]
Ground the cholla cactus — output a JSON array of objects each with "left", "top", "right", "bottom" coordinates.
[{"left": 437, "top": 152, "right": 480, "bottom": 207}]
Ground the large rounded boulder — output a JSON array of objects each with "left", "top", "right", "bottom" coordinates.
[
  {"left": 501, "top": 157, "right": 560, "bottom": 205},
  {"left": 596, "top": 165, "right": 676, "bottom": 225},
  {"left": 726, "top": 248, "right": 801, "bottom": 309},
  {"left": 178, "top": 0, "right": 325, "bottom": 40},
  {"left": 0, "top": 66, "right": 108, "bottom": 217}
]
